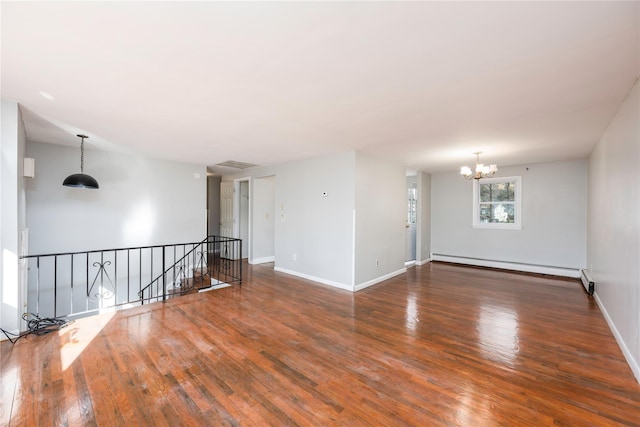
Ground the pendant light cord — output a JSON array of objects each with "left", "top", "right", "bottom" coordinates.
[
  {"left": 80, "top": 139, "right": 84, "bottom": 173},
  {"left": 78, "top": 134, "right": 88, "bottom": 173}
]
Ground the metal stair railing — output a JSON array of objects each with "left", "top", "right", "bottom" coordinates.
[{"left": 20, "top": 235, "right": 242, "bottom": 320}]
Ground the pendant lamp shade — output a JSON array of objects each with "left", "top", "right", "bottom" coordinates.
[
  {"left": 63, "top": 134, "right": 99, "bottom": 189},
  {"left": 62, "top": 173, "right": 100, "bottom": 189}
]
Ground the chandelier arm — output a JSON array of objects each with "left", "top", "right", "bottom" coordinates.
[{"left": 460, "top": 151, "right": 497, "bottom": 180}]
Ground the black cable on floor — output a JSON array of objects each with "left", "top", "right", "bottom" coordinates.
[{"left": 0, "top": 313, "right": 73, "bottom": 344}]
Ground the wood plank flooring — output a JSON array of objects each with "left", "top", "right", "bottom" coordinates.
[{"left": 2, "top": 262, "right": 640, "bottom": 426}]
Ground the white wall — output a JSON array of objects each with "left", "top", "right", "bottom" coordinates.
[
  {"left": 223, "top": 150, "right": 407, "bottom": 291},
  {"left": 252, "top": 175, "right": 275, "bottom": 263},
  {"left": 416, "top": 171, "right": 431, "bottom": 264},
  {"left": 588, "top": 79, "right": 640, "bottom": 382},
  {"left": 431, "top": 159, "right": 587, "bottom": 275},
  {"left": 1, "top": 100, "right": 27, "bottom": 333},
  {"left": 273, "top": 151, "right": 356, "bottom": 289},
  {"left": 354, "top": 153, "right": 406, "bottom": 288},
  {"left": 26, "top": 141, "right": 207, "bottom": 254}
]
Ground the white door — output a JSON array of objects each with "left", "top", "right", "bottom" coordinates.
[
  {"left": 405, "top": 180, "right": 417, "bottom": 262},
  {"left": 406, "top": 223, "right": 417, "bottom": 262},
  {"left": 220, "top": 181, "right": 234, "bottom": 238}
]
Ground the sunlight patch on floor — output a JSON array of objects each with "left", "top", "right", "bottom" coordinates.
[
  {"left": 58, "top": 311, "right": 116, "bottom": 371},
  {"left": 1, "top": 366, "right": 18, "bottom": 424}
]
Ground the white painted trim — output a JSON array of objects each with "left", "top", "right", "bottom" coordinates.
[
  {"left": 199, "top": 283, "right": 231, "bottom": 292},
  {"left": 354, "top": 268, "right": 407, "bottom": 292},
  {"left": 416, "top": 258, "right": 431, "bottom": 266},
  {"left": 431, "top": 254, "right": 580, "bottom": 278},
  {"left": 594, "top": 292, "right": 640, "bottom": 384},
  {"left": 274, "top": 266, "right": 354, "bottom": 291},
  {"left": 405, "top": 260, "right": 416, "bottom": 268},
  {"left": 351, "top": 209, "right": 356, "bottom": 291},
  {"left": 61, "top": 303, "right": 142, "bottom": 322},
  {"left": 249, "top": 256, "right": 275, "bottom": 265}
]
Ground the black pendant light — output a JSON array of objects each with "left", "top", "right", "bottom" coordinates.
[{"left": 63, "top": 134, "right": 99, "bottom": 189}]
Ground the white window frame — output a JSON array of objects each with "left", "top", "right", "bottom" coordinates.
[{"left": 472, "top": 176, "right": 522, "bottom": 230}]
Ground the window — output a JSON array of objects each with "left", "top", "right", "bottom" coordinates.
[
  {"left": 473, "top": 176, "right": 521, "bottom": 229},
  {"left": 407, "top": 187, "right": 417, "bottom": 224}
]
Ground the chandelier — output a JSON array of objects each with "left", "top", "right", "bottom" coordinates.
[{"left": 460, "top": 151, "right": 497, "bottom": 180}]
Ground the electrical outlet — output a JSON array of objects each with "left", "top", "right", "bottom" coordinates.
[{"left": 292, "top": 253, "right": 297, "bottom": 261}]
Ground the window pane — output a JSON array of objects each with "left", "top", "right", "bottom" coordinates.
[
  {"left": 479, "top": 203, "right": 515, "bottom": 223},
  {"left": 479, "top": 183, "right": 492, "bottom": 202},
  {"left": 407, "top": 188, "right": 417, "bottom": 224},
  {"left": 480, "top": 182, "right": 515, "bottom": 202},
  {"left": 494, "top": 183, "right": 510, "bottom": 201}
]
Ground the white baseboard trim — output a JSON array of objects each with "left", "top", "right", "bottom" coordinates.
[
  {"left": 249, "top": 256, "right": 275, "bottom": 265},
  {"left": 404, "top": 261, "right": 416, "bottom": 268},
  {"left": 273, "top": 267, "right": 354, "bottom": 291},
  {"left": 594, "top": 292, "right": 640, "bottom": 384},
  {"left": 199, "top": 283, "right": 231, "bottom": 292},
  {"left": 416, "top": 258, "right": 432, "bottom": 266},
  {"left": 431, "top": 254, "right": 581, "bottom": 278},
  {"left": 354, "top": 268, "right": 407, "bottom": 292}
]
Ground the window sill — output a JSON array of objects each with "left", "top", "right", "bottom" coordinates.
[{"left": 472, "top": 223, "right": 522, "bottom": 230}]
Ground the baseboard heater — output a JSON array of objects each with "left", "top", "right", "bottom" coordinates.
[
  {"left": 431, "top": 254, "right": 580, "bottom": 278},
  {"left": 580, "top": 269, "right": 595, "bottom": 295}
]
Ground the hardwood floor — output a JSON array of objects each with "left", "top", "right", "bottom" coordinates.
[{"left": 2, "top": 262, "right": 640, "bottom": 426}]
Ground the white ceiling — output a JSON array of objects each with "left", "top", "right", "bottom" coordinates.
[{"left": 2, "top": 1, "right": 638, "bottom": 174}]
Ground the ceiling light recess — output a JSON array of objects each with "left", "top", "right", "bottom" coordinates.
[{"left": 216, "top": 160, "right": 259, "bottom": 169}]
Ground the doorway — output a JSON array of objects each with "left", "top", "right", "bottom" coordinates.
[
  {"left": 207, "top": 175, "right": 221, "bottom": 237},
  {"left": 237, "top": 180, "right": 249, "bottom": 259},
  {"left": 406, "top": 175, "right": 417, "bottom": 263}
]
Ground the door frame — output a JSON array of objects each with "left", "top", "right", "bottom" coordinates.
[{"left": 233, "top": 177, "right": 252, "bottom": 261}]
